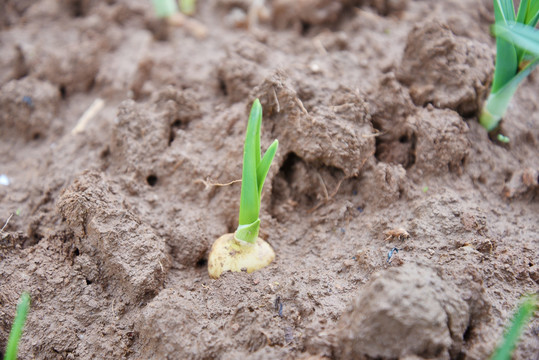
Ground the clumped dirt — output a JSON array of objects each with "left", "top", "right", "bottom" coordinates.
[{"left": 1, "top": 0, "right": 538, "bottom": 359}]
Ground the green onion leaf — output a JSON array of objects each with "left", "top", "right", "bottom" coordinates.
[
  {"left": 4, "top": 292, "right": 30, "bottom": 360},
  {"left": 490, "top": 294, "right": 538, "bottom": 360}
]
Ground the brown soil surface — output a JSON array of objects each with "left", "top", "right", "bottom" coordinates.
[{"left": 1, "top": 0, "right": 538, "bottom": 359}]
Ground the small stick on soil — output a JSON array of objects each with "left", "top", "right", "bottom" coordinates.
[
  {"left": 295, "top": 98, "right": 308, "bottom": 115},
  {"left": 247, "top": 0, "right": 267, "bottom": 30},
  {"left": 313, "top": 38, "right": 328, "bottom": 55},
  {"left": 172, "top": 158, "right": 185, "bottom": 172},
  {"left": 362, "top": 129, "right": 386, "bottom": 138},
  {"left": 1, "top": 213, "right": 14, "bottom": 233},
  {"left": 72, "top": 98, "right": 105, "bottom": 135},
  {"left": 158, "top": 260, "right": 164, "bottom": 273},
  {"left": 329, "top": 177, "right": 345, "bottom": 198},
  {"left": 167, "top": 13, "right": 208, "bottom": 39},
  {"left": 195, "top": 178, "right": 241, "bottom": 190},
  {"left": 308, "top": 177, "right": 346, "bottom": 213},
  {"left": 316, "top": 173, "right": 329, "bottom": 201},
  {"left": 272, "top": 87, "right": 280, "bottom": 113}
]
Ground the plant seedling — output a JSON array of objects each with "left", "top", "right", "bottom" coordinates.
[
  {"left": 4, "top": 292, "right": 30, "bottom": 360},
  {"left": 152, "top": 0, "right": 178, "bottom": 18},
  {"left": 479, "top": 0, "right": 539, "bottom": 134},
  {"left": 179, "top": 0, "right": 196, "bottom": 15},
  {"left": 152, "top": 0, "right": 196, "bottom": 17},
  {"left": 490, "top": 294, "right": 538, "bottom": 360},
  {"left": 208, "top": 99, "right": 278, "bottom": 279}
]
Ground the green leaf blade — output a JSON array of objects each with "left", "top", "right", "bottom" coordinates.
[
  {"left": 493, "top": 22, "right": 539, "bottom": 57},
  {"left": 5, "top": 292, "right": 30, "bottom": 360},
  {"left": 491, "top": 0, "right": 519, "bottom": 93},
  {"left": 515, "top": 0, "right": 530, "bottom": 24},
  {"left": 490, "top": 294, "right": 538, "bottom": 360},
  {"left": 257, "top": 140, "right": 279, "bottom": 198},
  {"left": 515, "top": 0, "right": 531, "bottom": 63},
  {"left": 253, "top": 99, "right": 262, "bottom": 167},
  {"left": 491, "top": 38, "right": 518, "bottom": 93},
  {"left": 152, "top": 0, "right": 177, "bottom": 17},
  {"left": 238, "top": 101, "right": 261, "bottom": 228},
  {"left": 493, "top": 0, "right": 516, "bottom": 23},
  {"left": 525, "top": 1, "right": 539, "bottom": 25},
  {"left": 179, "top": 0, "right": 196, "bottom": 15},
  {"left": 481, "top": 58, "right": 539, "bottom": 130}
]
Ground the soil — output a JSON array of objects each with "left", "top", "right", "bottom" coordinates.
[{"left": 1, "top": 0, "right": 538, "bottom": 359}]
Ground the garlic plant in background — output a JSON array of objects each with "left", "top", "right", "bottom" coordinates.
[
  {"left": 480, "top": 0, "right": 539, "bottom": 141},
  {"left": 152, "top": 0, "right": 196, "bottom": 17}
]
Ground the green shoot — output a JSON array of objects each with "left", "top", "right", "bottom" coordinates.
[
  {"left": 497, "top": 133, "right": 510, "bottom": 143},
  {"left": 479, "top": 0, "right": 539, "bottom": 133},
  {"left": 152, "top": 0, "right": 178, "bottom": 18},
  {"left": 235, "top": 99, "right": 278, "bottom": 244},
  {"left": 4, "top": 292, "right": 30, "bottom": 360},
  {"left": 490, "top": 294, "right": 538, "bottom": 360},
  {"left": 178, "top": 0, "right": 196, "bottom": 15}
]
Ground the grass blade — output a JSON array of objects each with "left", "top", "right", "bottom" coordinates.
[
  {"left": 493, "top": 22, "right": 539, "bottom": 56},
  {"left": 257, "top": 140, "right": 278, "bottom": 198},
  {"left": 490, "top": 294, "right": 538, "bottom": 360},
  {"left": 4, "top": 292, "right": 31, "bottom": 360}
]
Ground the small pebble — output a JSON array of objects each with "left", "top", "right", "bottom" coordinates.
[
  {"left": 22, "top": 95, "right": 34, "bottom": 108},
  {"left": 0, "top": 174, "right": 10, "bottom": 186}
]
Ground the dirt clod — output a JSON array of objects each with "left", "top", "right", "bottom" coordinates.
[
  {"left": 255, "top": 70, "right": 375, "bottom": 177},
  {"left": 57, "top": 170, "right": 169, "bottom": 302},
  {"left": 397, "top": 20, "right": 493, "bottom": 116},
  {"left": 0, "top": 78, "right": 60, "bottom": 140},
  {"left": 409, "top": 107, "right": 469, "bottom": 175},
  {"left": 334, "top": 263, "right": 472, "bottom": 359}
]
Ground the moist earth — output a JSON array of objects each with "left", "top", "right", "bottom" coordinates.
[{"left": 1, "top": 0, "right": 538, "bottom": 359}]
